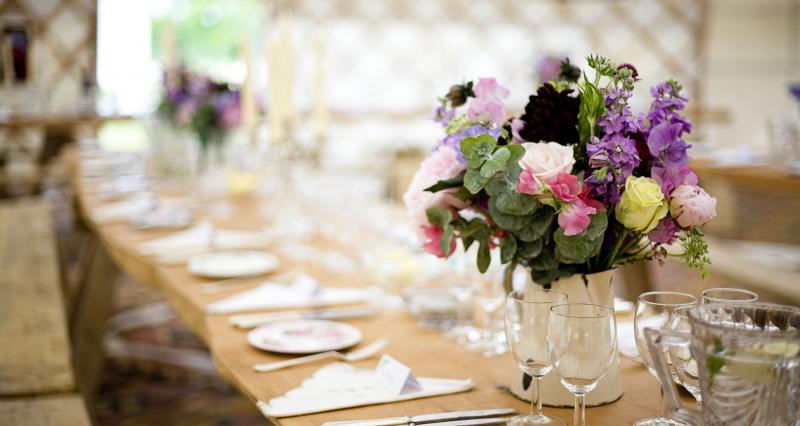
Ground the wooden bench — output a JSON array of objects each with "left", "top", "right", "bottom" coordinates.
[{"left": 0, "top": 199, "right": 91, "bottom": 425}]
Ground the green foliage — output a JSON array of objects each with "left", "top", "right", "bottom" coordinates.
[
  {"left": 425, "top": 206, "right": 452, "bottom": 228},
  {"left": 577, "top": 74, "right": 607, "bottom": 144},
  {"left": 553, "top": 213, "right": 608, "bottom": 264},
  {"left": 679, "top": 229, "right": 712, "bottom": 279},
  {"left": 515, "top": 208, "right": 554, "bottom": 242},
  {"left": 440, "top": 224, "right": 454, "bottom": 256},
  {"left": 495, "top": 191, "right": 539, "bottom": 215},
  {"left": 517, "top": 240, "right": 543, "bottom": 258},
  {"left": 500, "top": 235, "right": 517, "bottom": 263},
  {"left": 424, "top": 171, "right": 465, "bottom": 193},
  {"left": 461, "top": 134, "right": 498, "bottom": 169},
  {"left": 488, "top": 197, "right": 533, "bottom": 231},
  {"left": 480, "top": 147, "right": 511, "bottom": 177},
  {"left": 463, "top": 169, "right": 488, "bottom": 194},
  {"left": 586, "top": 54, "right": 616, "bottom": 77}
]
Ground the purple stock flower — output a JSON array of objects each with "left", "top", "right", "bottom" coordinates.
[
  {"left": 436, "top": 125, "right": 500, "bottom": 164},
  {"left": 585, "top": 134, "right": 640, "bottom": 203},
  {"left": 647, "top": 122, "right": 690, "bottom": 167}
]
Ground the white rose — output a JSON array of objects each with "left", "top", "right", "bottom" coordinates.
[{"left": 517, "top": 142, "right": 576, "bottom": 185}]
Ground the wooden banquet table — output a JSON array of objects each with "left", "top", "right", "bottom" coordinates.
[{"left": 67, "top": 150, "right": 673, "bottom": 425}]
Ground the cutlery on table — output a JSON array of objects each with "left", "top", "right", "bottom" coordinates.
[
  {"left": 200, "top": 269, "right": 299, "bottom": 295},
  {"left": 230, "top": 305, "right": 380, "bottom": 329},
  {"left": 321, "top": 408, "right": 518, "bottom": 426},
  {"left": 253, "top": 338, "right": 389, "bottom": 372}
]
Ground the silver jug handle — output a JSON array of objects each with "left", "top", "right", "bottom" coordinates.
[{"left": 644, "top": 327, "right": 703, "bottom": 426}]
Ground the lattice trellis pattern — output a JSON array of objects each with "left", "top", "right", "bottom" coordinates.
[
  {"left": 0, "top": 0, "right": 96, "bottom": 108},
  {"left": 283, "top": 0, "right": 707, "bottom": 116}
]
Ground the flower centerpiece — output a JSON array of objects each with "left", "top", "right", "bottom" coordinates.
[
  {"left": 158, "top": 67, "right": 242, "bottom": 158},
  {"left": 404, "top": 54, "right": 718, "bottom": 406},
  {"left": 405, "top": 54, "right": 716, "bottom": 285}
]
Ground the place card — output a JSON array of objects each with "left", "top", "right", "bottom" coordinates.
[{"left": 375, "top": 354, "right": 422, "bottom": 395}]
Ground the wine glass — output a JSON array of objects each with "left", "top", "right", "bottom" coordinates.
[
  {"left": 505, "top": 289, "right": 568, "bottom": 426},
  {"left": 465, "top": 262, "right": 507, "bottom": 357},
  {"left": 667, "top": 306, "right": 701, "bottom": 405},
  {"left": 633, "top": 291, "right": 697, "bottom": 426},
  {"left": 700, "top": 287, "right": 758, "bottom": 304},
  {"left": 547, "top": 303, "right": 617, "bottom": 426}
]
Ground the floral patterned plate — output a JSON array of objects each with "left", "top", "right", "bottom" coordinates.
[{"left": 247, "top": 319, "right": 363, "bottom": 354}]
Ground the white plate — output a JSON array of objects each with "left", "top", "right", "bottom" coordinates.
[
  {"left": 187, "top": 250, "right": 279, "bottom": 279},
  {"left": 247, "top": 319, "right": 363, "bottom": 354}
]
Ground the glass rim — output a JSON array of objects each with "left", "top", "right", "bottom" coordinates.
[
  {"left": 701, "top": 287, "right": 758, "bottom": 302},
  {"left": 549, "top": 302, "right": 614, "bottom": 318},
  {"left": 507, "top": 288, "right": 568, "bottom": 304},
  {"left": 687, "top": 302, "right": 800, "bottom": 336},
  {"left": 637, "top": 291, "right": 697, "bottom": 308}
]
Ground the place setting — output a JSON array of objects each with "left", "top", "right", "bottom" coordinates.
[{"left": 6, "top": 5, "right": 798, "bottom": 425}]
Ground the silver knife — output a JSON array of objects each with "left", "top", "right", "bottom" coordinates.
[
  {"left": 322, "top": 408, "right": 517, "bottom": 426},
  {"left": 416, "top": 417, "right": 511, "bottom": 426}
]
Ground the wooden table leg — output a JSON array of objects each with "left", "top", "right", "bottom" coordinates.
[{"left": 70, "top": 236, "right": 118, "bottom": 401}]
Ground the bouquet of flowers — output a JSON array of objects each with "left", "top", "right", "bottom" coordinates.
[
  {"left": 404, "top": 55, "right": 717, "bottom": 285},
  {"left": 158, "top": 67, "right": 242, "bottom": 151}
]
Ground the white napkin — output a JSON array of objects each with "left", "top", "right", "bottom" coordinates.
[
  {"left": 138, "top": 222, "right": 275, "bottom": 262},
  {"left": 205, "top": 274, "right": 371, "bottom": 314},
  {"left": 91, "top": 194, "right": 155, "bottom": 224},
  {"left": 257, "top": 357, "right": 473, "bottom": 417},
  {"left": 617, "top": 316, "right": 662, "bottom": 363}
]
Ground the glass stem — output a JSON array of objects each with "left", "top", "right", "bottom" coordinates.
[
  {"left": 574, "top": 394, "right": 586, "bottom": 426},
  {"left": 530, "top": 376, "right": 543, "bottom": 417},
  {"left": 658, "top": 385, "right": 666, "bottom": 420}
]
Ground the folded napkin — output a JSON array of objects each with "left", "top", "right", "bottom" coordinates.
[
  {"left": 138, "top": 222, "right": 274, "bottom": 262},
  {"left": 91, "top": 194, "right": 155, "bottom": 224},
  {"left": 257, "top": 355, "right": 473, "bottom": 417},
  {"left": 205, "top": 274, "right": 372, "bottom": 314},
  {"left": 616, "top": 315, "right": 662, "bottom": 363}
]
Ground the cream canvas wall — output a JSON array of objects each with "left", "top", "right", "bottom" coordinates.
[{"left": 703, "top": 0, "right": 800, "bottom": 151}]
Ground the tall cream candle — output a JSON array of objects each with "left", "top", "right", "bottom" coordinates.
[
  {"left": 312, "top": 31, "right": 328, "bottom": 141},
  {"left": 162, "top": 24, "right": 178, "bottom": 70},
  {"left": 240, "top": 38, "right": 257, "bottom": 133}
]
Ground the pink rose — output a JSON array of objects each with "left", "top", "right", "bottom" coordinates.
[
  {"left": 467, "top": 78, "right": 509, "bottom": 127},
  {"left": 549, "top": 172, "right": 581, "bottom": 203},
  {"left": 420, "top": 224, "right": 457, "bottom": 258},
  {"left": 516, "top": 142, "right": 575, "bottom": 193},
  {"left": 558, "top": 199, "right": 597, "bottom": 236},
  {"left": 669, "top": 185, "right": 717, "bottom": 228},
  {"left": 403, "top": 146, "right": 467, "bottom": 228}
]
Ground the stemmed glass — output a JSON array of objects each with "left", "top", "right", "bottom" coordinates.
[
  {"left": 700, "top": 287, "right": 758, "bottom": 304},
  {"left": 667, "top": 306, "right": 701, "bottom": 405},
  {"left": 547, "top": 304, "right": 617, "bottom": 426},
  {"left": 505, "top": 289, "right": 568, "bottom": 426},
  {"left": 466, "top": 266, "right": 507, "bottom": 356},
  {"left": 633, "top": 291, "right": 697, "bottom": 426}
]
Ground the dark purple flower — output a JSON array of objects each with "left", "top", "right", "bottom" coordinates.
[
  {"left": 789, "top": 83, "right": 800, "bottom": 103},
  {"left": 518, "top": 83, "right": 580, "bottom": 145}
]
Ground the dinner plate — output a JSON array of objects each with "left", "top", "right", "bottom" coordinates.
[
  {"left": 247, "top": 319, "right": 363, "bottom": 354},
  {"left": 187, "top": 250, "right": 279, "bottom": 279}
]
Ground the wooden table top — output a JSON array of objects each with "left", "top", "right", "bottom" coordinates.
[{"left": 68, "top": 150, "right": 673, "bottom": 425}]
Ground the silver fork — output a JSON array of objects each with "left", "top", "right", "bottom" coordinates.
[{"left": 253, "top": 338, "right": 389, "bottom": 372}]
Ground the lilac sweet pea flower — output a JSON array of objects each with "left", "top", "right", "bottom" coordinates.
[
  {"left": 648, "top": 122, "right": 690, "bottom": 167},
  {"left": 467, "top": 78, "right": 509, "bottom": 127},
  {"left": 652, "top": 165, "right": 698, "bottom": 197},
  {"left": 648, "top": 217, "right": 680, "bottom": 244}
]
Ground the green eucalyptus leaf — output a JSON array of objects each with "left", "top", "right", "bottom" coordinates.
[
  {"left": 529, "top": 245, "right": 559, "bottom": 271},
  {"left": 464, "top": 169, "right": 488, "bottom": 194},
  {"left": 488, "top": 198, "right": 532, "bottom": 231},
  {"left": 461, "top": 134, "right": 497, "bottom": 169},
  {"left": 500, "top": 235, "right": 517, "bottom": 264},
  {"left": 553, "top": 220, "right": 605, "bottom": 264},
  {"left": 425, "top": 206, "right": 452, "bottom": 227},
  {"left": 517, "top": 239, "right": 543, "bottom": 258},
  {"left": 440, "top": 225, "right": 454, "bottom": 256},
  {"left": 506, "top": 144, "right": 525, "bottom": 166},
  {"left": 424, "top": 171, "right": 465, "bottom": 193},
  {"left": 515, "top": 208, "right": 554, "bottom": 242},
  {"left": 477, "top": 239, "right": 491, "bottom": 273},
  {"left": 583, "top": 211, "right": 608, "bottom": 239},
  {"left": 495, "top": 190, "right": 539, "bottom": 215},
  {"left": 480, "top": 147, "right": 510, "bottom": 178},
  {"left": 485, "top": 174, "right": 511, "bottom": 197},
  {"left": 532, "top": 268, "right": 560, "bottom": 285}
]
